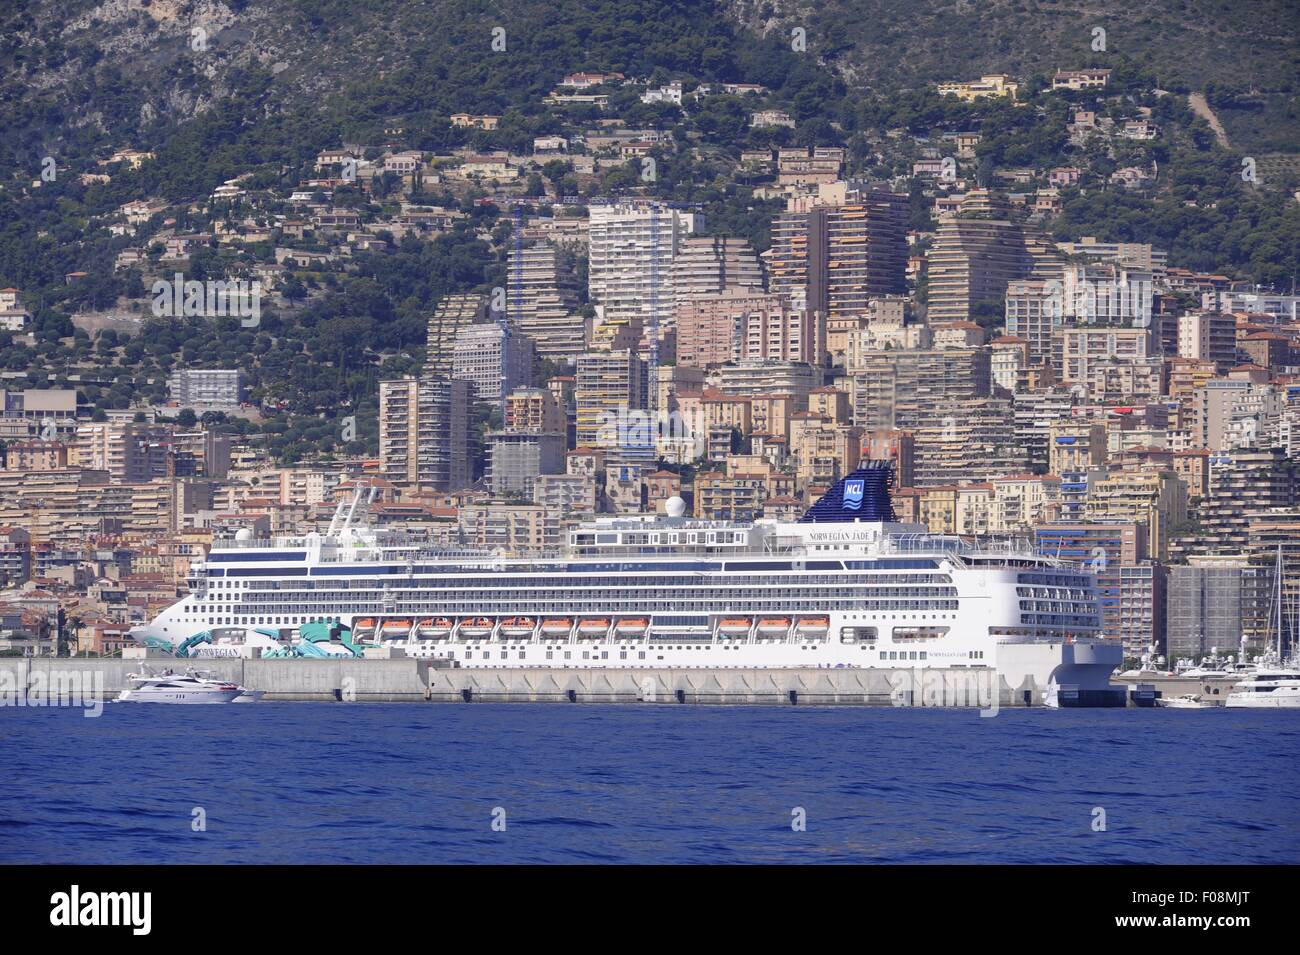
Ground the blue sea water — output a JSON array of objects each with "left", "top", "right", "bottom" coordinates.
[{"left": 1, "top": 704, "right": 1296, "bottom": 864}]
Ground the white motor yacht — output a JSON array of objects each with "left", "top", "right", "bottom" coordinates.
[
  {"left": 115, "top": 667, "right": 256, "bottom": 704},
  {"left": 1224, "top": 545, "right": 1300, "bottom": 709},
  {"left": 1225, "top": 669, "right": 1300, "bottom": 709}
]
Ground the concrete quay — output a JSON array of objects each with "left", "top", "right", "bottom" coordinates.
[
  {"left": 0, "top": 657, "right": 431, "bottom": 703},
  {"left": 1113, "top": 671, "right": 1241, "bottom": 705},
  {"left": 0, "top": 657, "right": 1135, "bottom": 706}
]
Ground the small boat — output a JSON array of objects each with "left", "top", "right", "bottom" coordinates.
[
  {"left": 457, "top": 617, "right": 494, "bottom": 639},
  {"left": 500, "top": 617, "right": 536, "bottom": 638},
  {"left": 757, "top": 617, "right": 792, "bottom": 635},
  {"left": 577, "top": 618, "right": 610, "bottom": 637},
  {"left": 415, "top": 617, "right": 454, "bottom": 639},
  {"left": 115, "top": 667, "right": 251, "bottom": 704},
  {"left": 381, "top": 619, "right": 413, "bottom": 637},
  {"left": 615, "top": 618, "right": 649, "bottom": 635},
  {"left": 351, "top": 617, "right": 378, "bottom": 640},
  {"left": 717, "top": 618, "right": 752, "bottom": 636},
  {"left": 541, "top": 618, "right": 573, "bottom": 637},
  {"left": 1156, "top": 694, "right": 1219, "bottom": 709},
  {"left": 796, "top": 616, "right": 830, "bottom": 633}
]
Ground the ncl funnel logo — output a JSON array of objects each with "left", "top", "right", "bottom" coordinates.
[{"left": 843, "top": 479, "right": 865, "bottom": 510}]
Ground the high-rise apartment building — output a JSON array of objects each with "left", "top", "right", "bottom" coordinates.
[
  {"left": 1177, "top": 312, "right": 1239, "bottom": 368},
  {"left": 767, "top": 190, "right": 908, "bottom": 316},
  {"left": 587, "top": 202, "right": 697, "bottom": 347},
  {"left": 425, "top": 293, "right": 488, "bottom": 377},
  {"left": 575, "top": 349, "right": 648, "bottom": 454},
  {"left": 378, "top": 377, "right": 471, "bottom": 490},
  {"left": 849, "top": 348, "right": 991, "bottom": 429},
  {"left": 1180, "top": 448, "right": 1298, "bottom": 555},
  {"left": 677, "top": 290, "right": 785, "bottom": 368},
  {"left": 927, "top": 190, "right": 1062, "bottom": 324},
  {"left": 452, "top": 322, "right": 533, "bottom": 407},
  {"left": 672, "top": 235, "right": 764, "bottom": 297},
  {"left": 905, "top": 398, "right": 1028, "bottom": 486},
  {"left": 506, "top": 241, "right": 584, "bottom": 360},
  {"left": 1057, "top": 326, "right": 1154, "bottom": 385},
  {"left": 505, "top": 386, "right": 567, "bottom": 434},
  {"left": 1059, "top": 263, "right": 1154, "bottom": 328}
]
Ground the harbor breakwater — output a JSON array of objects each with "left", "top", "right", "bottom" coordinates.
[{"left": 0, "top": 656, "right": 1134, "bottom": 706}]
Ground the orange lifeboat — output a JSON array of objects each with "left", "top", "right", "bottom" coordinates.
[
  {"left": 457, "top": 617, "right": 494, "bottom": 639},
  {"left": 541, "top": 618, "right": 573, "bottom": 636},
  {"left": 615, "top": 618, "right": 649, "bottom": 635},
  {"left": 757, "top": 617, "right": 792, "bottom": 635},
  {"left": 577, "top": 618, "right": 610, "bottom": 637},
  {"left": 718, "top": 618, "right": 752, "bottom": 636},
  {"left": 416, "top": 617, "right": 453, "bottom": 639},
  {"left": 500, "top": 617, "right": 536, "bottom": 638},
  {"left": 797, "top": 616, "right": 830, "bottom": 633}
]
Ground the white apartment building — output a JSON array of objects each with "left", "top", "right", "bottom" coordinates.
[
  {"left": 168, "top": 369, "right": 244, "bottom": 411},
  {"left": 451, "top": 323, "right": 533, "bottom": 407},
  {"left": 1205, "top": 291, "right": 1300, "bottom": 323},
  {"left": 587, "top": 202, "right": 697, "bottom": 346},
  {"left": 1060, "top": 264, "right": 1154, "bottom": 327}
]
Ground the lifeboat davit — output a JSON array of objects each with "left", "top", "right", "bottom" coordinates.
[
  {"left": 615, "top": 618, "right": 649, "bottom": 635},
  {"left": 757, "top": 617, "right": 792, "bottom": 635},
  {"left": 718, "top": 617, "right": 752, "bottom": 636},
  {"left": 500, "top": 617, "right": 536, "bottom": 638},
  {"left": 541, "top": 618, "right": 573, "bottom": 637},
  {"left": 457, "top": 617, "right": 494, "bottom": 639},
  {"left": 577, "top": 618, "right": 610, "bottom": 637}
]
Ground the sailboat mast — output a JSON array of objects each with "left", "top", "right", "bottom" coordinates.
[{"left": 1275, "top": 543, "right": 1284, "bottom": 661}]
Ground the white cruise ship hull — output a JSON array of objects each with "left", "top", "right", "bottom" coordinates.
[{"left": 129, "top": 471, "right": 1124, "bottom": 705}]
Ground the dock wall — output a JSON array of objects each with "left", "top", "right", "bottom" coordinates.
[{"left": 0, "top": 658, "right": 1129, "bottom": 706}]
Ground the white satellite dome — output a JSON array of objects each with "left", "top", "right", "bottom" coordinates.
[
  {"left": 234, "top": 528, "right": 254, "bottom": 542},
  {"left": 664, "top": 496, "right": 686, "bottom": 518}
]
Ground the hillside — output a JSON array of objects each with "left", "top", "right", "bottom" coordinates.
[
  {"left": 728, "top": 0, "right": 1300, "bottom": 152},
  {"left": 0, "top": 0, "right": 1297, "bottom": 464},
  {"left": 4, "top": 0, "right": 1296, "bottom": 175}
]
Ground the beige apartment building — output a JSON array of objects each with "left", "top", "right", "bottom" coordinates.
[{"left": 378, "top": 377, "right": 472, "bottom": 490}]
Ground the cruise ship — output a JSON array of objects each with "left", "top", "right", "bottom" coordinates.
[{"left": 130, "top": 467, "right": 1124, "bottom": 704}]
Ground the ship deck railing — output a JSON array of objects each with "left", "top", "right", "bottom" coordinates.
[{"left": 212, "top": 531, "right": 1062, "bottom": 568}]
